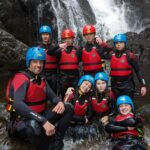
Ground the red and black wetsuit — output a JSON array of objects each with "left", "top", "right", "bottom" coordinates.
[
  {"left": 105, "top": 113, "right": 146, "bottom": 150},
  {"left": 108, "top": 49, "right": 146, "bottom": 99},
  {"left": 65, "top": 89, "right": 92, "bottom": 124},
  {"left": 6, "top": 70, "right": 73, "bottom": 150},
  {"left": 78, "top": 39, "right": 112, "bottom": 76},
  {"left": 47, "top": 45, "right": 80, "bottom": 99},
  {"left": 39, "top": 42, "right": 59, "bottom": 94}
]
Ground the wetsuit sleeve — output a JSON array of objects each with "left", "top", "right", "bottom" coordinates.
[
  {"left": 113, "top": 118, "right": 137, "bottom": 127},
  {"left": 47, "top": 45, "right": 61, "bottom": 57},
  {"left": 86, "top": 100, "right": 92, "bottom": 120},
  {"left": 95, "top": 40, "right": 113, "bottom": 59},
  {"left": 105, "top": 123, "right": 128, "bottom": 133},
  {"left": 128, "top": 52, "right": 146, "bottom": 86},
  {"left": 12, "top": 75, "right": 47, "bottom": 125},
  {"left": 46, "top": 81, "right": 62, "bottom": 105}
]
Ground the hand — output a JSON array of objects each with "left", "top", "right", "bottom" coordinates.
[
  {"left": 64, "top": 87, "right": 74, "bottom": 102},
  {"left": 128, "top": 127, "right": 135, "bottom": 130},
  {"left": 101, "top": 116, "right": 109, "bottom": 125},
  {"left": 59, "top": 43, "right": 67, "bottom": 49},
  {"left": 43, "top": 121, "right": 55, "bottom": 136},
  {"left": 141, "top": 86, "right": 147, "bottom": 96},
  {"left": 52, "top": 102, "right": 65, "bottom": 114},
  {"left": 95, "top": 37, "right": 102, "bottom": 45}
]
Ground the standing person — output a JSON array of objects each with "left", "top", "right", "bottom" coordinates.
[
  {"left": 39, "top": 25, "right": 64, "bottom": 94},
  {"left": 6, "top": 47, "right": 73, "bottom": 150},
  {"left": 109, "top": 34, "right": 147, "bottom": 99},
  {"left": 101, "top": 95, "right": 147, "bottom": 150},
  {"left": 47, "top": 29, "right": 80, "bottom": 99},
  {"left": 91, "top": 72, "right": 116, "bottom": 120},
  {"left": 64, "top": 75, "right": 94, "bottom": 124},
  {"left": 80, "top": 24, "right": 112, "bottom": 76}
]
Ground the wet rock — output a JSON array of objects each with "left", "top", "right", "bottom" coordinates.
[{"left": 0, "top": 28, "right": 28, "bottom": 76}]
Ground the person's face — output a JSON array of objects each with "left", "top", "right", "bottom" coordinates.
[
  {"left": 96, "top": 80, "right": 107, "bottom": 93},
  {"left": 79, "top": 81, "right": 92, "bottom": 94},
  {"left": 29, "top": 60, "right": 44, "bottom": 75},
  {"left": 41, "top": 33, "right": 50, "bottom": 43},
  {"left": 84, "top": 33, "right": 95, "bottom": 43},
  {"left": 115, "top": 42, "right": 125, "bottom": 51},
  {"left": 119, "top": 104, "right": 132, "bottom": 115},
  {"left": 63, "top": 38, "right": 74, "bottom": 46}
]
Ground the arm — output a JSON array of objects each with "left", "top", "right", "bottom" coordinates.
[
  {"left": 128, "top": 52, "right": 147, "bottom": 96},
  {"left": 105, "top": 123, "right": 128, "bottom": 133}
]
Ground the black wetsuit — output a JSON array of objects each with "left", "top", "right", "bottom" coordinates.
[
  {"left": 39, "top": 42, "right": 58, "bottom": 94},
  {"left": 105, "top": 115, "right": 147, "bottom": 150},
  {"left": 47, "top": 45, "right": 80, "bottom": 99},
  {"left": 7, "top": 70, "right": 73, "bottom": 150},
  {"left": 109, "top": 49, "right": 146, "bottom": 99}
]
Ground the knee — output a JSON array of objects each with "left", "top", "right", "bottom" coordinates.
[{"left": 26, "top": 120, "right": 42, "bottom": 137}]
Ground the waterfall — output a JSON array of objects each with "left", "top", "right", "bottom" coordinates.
[
  {"left": 38, "top": 0, "right": 145, "bottom": 42},
  {"left": 50, "top": 0, "right": 87, "bottom": 42},
  {"left": 87, "top": 0, "right": 130, "bottom": 40}
]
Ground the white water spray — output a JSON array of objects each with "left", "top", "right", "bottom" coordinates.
[{"left": 87, "top": 0, "right": 130, "bottom": 40}]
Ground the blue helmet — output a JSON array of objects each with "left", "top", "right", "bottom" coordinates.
[
  {"left": 26, "top": 47, "right": 46, "bottom": 67},
  {"left": 39, "top": 25, "right": 52, "bottom": 34},
  {"left": 113, "top": 34, "right": 127, "bottom": 45},
  {"left": 94, "top": 72, "right": 109, "bottom": 83},
  {"left": 78, "top": 75, "right": 94, "bottom": 86},
  {"left": 117, "top": 95, "right": 134, "bottom": 111}
]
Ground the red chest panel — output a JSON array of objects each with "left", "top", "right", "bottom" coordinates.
[
  {"left": 110, "top": 53, "right": 133, "bottom": 76},
  {"left": 91, "top": 97, "right": 109, "bottom": 113},
  {"left": 74, "top": 100, "right": 88, "bottom": 116},
  {"left": 82, "top": 47, "right": 102, "bottom": 71},
  {"left": 59, "top": 49, "right": 79, "bottom": 70}
]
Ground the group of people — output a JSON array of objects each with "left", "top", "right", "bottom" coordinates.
[{"left": 5, "top": 24, "right": 147, "bottom": 150}]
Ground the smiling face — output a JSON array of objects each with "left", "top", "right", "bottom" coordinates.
[
  {"left": 115, "top": 42, "right": 125, "bottom": 51},
  {"left": 119, "top": 104, "right": 132, "bottom": 115},
  {"left": 41, "top": 33, "right": 51, "bottom": 44},
  {"left": 29, "top": 60, "right": 44, "bottom": 75},
  {"left": 84, "top": 33, "right": 95, "bottom": 43},
  {"left": 79, "top": 80, "right": 92, "bottom": 94},
  {"left": 96, "top": 80, "right": 107, "bottom": 93}
]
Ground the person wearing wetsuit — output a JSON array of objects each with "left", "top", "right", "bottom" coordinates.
[
  {"left": 47, "top": 29, "right": 80, "bottom": 98},
  {"left": 91, "top": 72, "right": 116, "bottom": 121},
  {"left": 80, "top": 24, "right": 112, "bottom": 76},
  {"left": 6, "top": 47, "right": 73, "bottom": 150},
  {"left": 109, "top": 34, "right": 147, "bottom": 99},
  {"left": 101, "top": 95, "right": 147, "bottom": 150},
  {"left": 64, "top": 75, "right": 94, "bottom": 124}
]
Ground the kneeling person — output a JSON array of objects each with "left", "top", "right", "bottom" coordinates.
[{"left": 6, "top": 47, "right": 73, "bottom": 150}]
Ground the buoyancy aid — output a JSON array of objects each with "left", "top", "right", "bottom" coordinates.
[
  {"left": 59, "top": 49, "right": 79, "bottom": 70},
  {"left": 110, "top": 53, "right": 133, "bottom": 76},
  {"left": 6, "top": 72, "right": 47, "bottom": 113},
  {"left": 82, "top": 47, "right": 102, "bottom": 71},
  {"left": 74, "top": 100, "right": 88, "bottom": 116},
  {"left": 112, "top": 113, "right": 139, "bottom": 138},
  {"left": 91, "top": 97, "right": 109, "bottom": 113}
]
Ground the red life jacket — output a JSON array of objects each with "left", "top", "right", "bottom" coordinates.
[
  {"left": 59, "top": 49, "right": 79, "bottom": 70},
  {"left": 82, "top": 47, "right": 102, "bottom": 71},
  {"left": 91, "top": 97, "right": 109, "bottom": 113},
  {"left": 6, "top": 72, "right": 47, "bottom": 113},
  {"left": 112, "top": 113, "right": 139, "bottom": 138},
  {"left": 45, "top": 49, "right": 58, "bottom": 70},
  {"left": 74, "top": 100, "right": 88, "bottom": 116},
  {"left": 110, "top": 53, "right": 133, "bottom": 76}
]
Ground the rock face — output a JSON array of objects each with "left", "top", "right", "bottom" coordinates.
[{"left": 0, "top": 28, "right": 28, "bottom": 76}]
